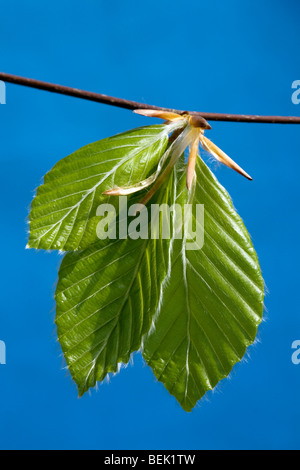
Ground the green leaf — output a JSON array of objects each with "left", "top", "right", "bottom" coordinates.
[
  {"left": 55, "top": 175, "right": 175, "bottom": 396},
  {"left": 29, "top": 118, "right": 264, "bottom": 409},
  {"left": 28, "top": 124, "right": 175, "bottom": 251},
  {"left": 142, "top": 158, "right": 264, "bottom": 412}
]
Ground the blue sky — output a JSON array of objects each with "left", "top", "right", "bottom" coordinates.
[{"left": 0, "top": 0, "right": 299, "bottom": 450}]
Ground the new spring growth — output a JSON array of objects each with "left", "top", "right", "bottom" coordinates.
[{"left": 103, "top": 109, "right": 252, "bottom": 211}]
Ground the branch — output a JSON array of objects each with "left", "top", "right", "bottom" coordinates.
[{"left": 1, "top": 71, "right": 299, "bottom": 124}]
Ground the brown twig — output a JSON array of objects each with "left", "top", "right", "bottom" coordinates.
[{"left": 1, "top": 71, "right": 299, "bottom": 124}]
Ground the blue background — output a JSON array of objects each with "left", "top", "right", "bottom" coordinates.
[{"left": 0, "top": 0, "right": 299, "bottom": 450}]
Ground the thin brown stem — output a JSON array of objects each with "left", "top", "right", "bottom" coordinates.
[{"left": 1, "top": 71, "right": 299, "bottom": 124}]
